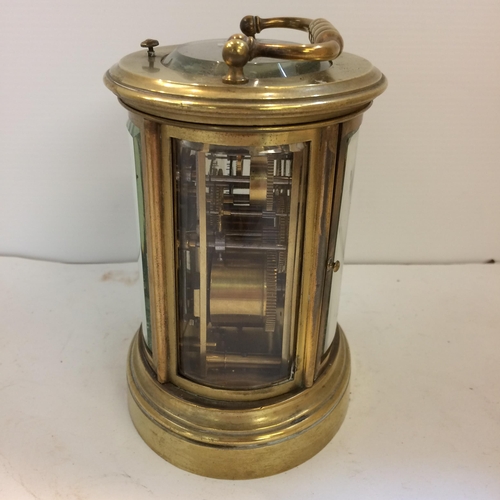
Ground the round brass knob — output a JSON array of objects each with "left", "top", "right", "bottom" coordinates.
[{"left": 140, "top": 38, "right": 159, "bottom": 57}]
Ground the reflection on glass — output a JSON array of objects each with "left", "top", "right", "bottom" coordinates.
[
  {"left": 127, "top": 121, "right": 152, "bottom": 349},
  {"left": 175, "top": 140, "right": 305, "bottom": 389},
  {"left": 323, "top": 131, "right": 359, "bottom": 353},
  {"left": 162, "top": 39, "right": 330, "bottom": 79}
]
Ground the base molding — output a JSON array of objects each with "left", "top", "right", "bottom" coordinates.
[{"left": 127, "top": 328, "right": 350, "bottom": 479}]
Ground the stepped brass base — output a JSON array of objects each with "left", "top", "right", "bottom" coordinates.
[{"left": 127, "top": 328, "right": 350, "bottom": 479}]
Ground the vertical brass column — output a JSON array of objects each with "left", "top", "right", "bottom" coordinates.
[{"left": 141, "top": 120, "right": 168, "bottom": 383}]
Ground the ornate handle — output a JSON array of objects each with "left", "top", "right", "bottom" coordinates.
[{"left": 222, "top": 16, "right": 344, "bottom": 84}]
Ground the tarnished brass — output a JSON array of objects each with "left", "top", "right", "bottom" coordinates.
[
  {"left": 141, "top": 120, "right": 168, "bottom": 383},
  {"left": 161, "top": 119, "right": 342, "bottom": 391},
  {"left": 210, "top": 257, "right": 266, "bottom": 324},
  {"left": 249, "top": 156, "right": 272, "bottom": 208},
  {"left": 315, "top": 115, "right": 363, "bottom": 376},
  {"left": 140, "top": 39, "right": 159, "bottom": 57},
  {"left": 127, "top": 325, "right": 350, "bottom": 479},
  {"left": 223, "top": 16, "right": 343, "bottom": 83},
  {"left": 105, "top": 18, "right": 386, "bottom": 478},
  {"left": 104, "top": 45, "right": 386, "bottom": 126}
]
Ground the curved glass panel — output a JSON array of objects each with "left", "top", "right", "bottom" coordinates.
[
  {"left": 323, "top": 130, "right": 359, "bottom": 353},
  {"left": 127, "top": 121, "right": 152, "bottom": 349},
  {"left": 162, "top": 39, "right": 331, "bottom": 79},
  {"left": 174, "top": 140, "right": 307, "bottom": 389}
]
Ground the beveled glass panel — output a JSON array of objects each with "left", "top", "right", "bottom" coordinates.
[
  {"left": 127, "top": 121, "right": 152, "bottom": 349},
  {"left": 162, "top": 39, "right": 330, "bottom": 79},
  {"left": 174, "top": 140, "right": 306, "bottom": 389},
  {"left": 323, "top": 130, "right": 359, "bottom": 353}
]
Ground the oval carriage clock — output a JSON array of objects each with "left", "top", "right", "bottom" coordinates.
[{"left": 105, "top": 15, "right": 386, "bottom": 479}]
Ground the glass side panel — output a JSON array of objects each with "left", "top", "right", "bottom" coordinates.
[
  {"left": 174, "top": 140, "right": 306, "bottom": 389},
  {"left": 323, "top": 131, "right": 359, "bottom": 353},
  {"left": 127, "top": 121, "right": 152, "bottom": 349}
]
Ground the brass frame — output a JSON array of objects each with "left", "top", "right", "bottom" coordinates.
[
  {"left": 127, "top": 325, "right": 350, "bottom": 479},
  {"left": 105, "top": 11, "right": 388, "bottom": 473},
  {"left": 122, "top": 103, "right": 370, "bottom": 477},
  {"left": 300, "top": 123, "right": 340, "bottom": 388},
  {"left": 282, "top": 146, "right": 307, "bottom": 365},
  {"left": 316, "top": 114, "right": 364, "bottom": 376},
  {"left": 167, "top": 124, "right": 319, "bottom": 400},
  {"left": 140, "top": 121, "right": 168, "bottom": 383},
  {"left": 130, "top": 112, "right": 364, "bottom": 401},
  {"left": 104, "top": 46, "right": 387, "bottom": 126}
]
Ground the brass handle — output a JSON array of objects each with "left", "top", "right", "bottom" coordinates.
[{"left": 222, "top": 16, "right": 344, "bottom": 84}]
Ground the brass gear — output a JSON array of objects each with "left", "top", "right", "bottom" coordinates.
[
  {"left": 262, "top": 224, "right": 278, "bottom": 333},
  {"left": 266, "top": 156, "right": 275, "bottom": 212},
  {"left": 265, "top": 252, "right": 277, "bottom": 333},
  {"left": 276, "top": 193, "right": 288, "bottom": 273}
]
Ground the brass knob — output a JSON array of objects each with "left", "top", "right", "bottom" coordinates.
[
  {"left": 141, "top": 38, "right": 159, "bottom": 57},
  {"left": 327, "top": 258, "right": 341, "bottom": 272},
  {"left": 223, "top": 16, "right": 343, "bottom": 84}
]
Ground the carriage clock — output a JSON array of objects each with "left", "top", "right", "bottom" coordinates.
[{"left": 105, "top": 15, "right": 387, "bottom": 479}]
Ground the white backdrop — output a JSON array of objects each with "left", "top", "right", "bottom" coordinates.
[{"left": 1, "top": 0, "right": 499, "bottom": 264}]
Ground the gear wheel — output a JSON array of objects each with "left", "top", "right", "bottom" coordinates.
[
  {"left": 276, "top": 194, "right": 288, "bottom": 273},
  {"left": 262, "top": 224, "right": 278, "bottom": 333},
  {"left": 266, "top": 156, "right": 275, "bottom": 212},
  {"left": 264, "top": 252, "right": 277, "bottom": 333}
]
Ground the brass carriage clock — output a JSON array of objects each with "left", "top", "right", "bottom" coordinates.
[{"left": 105, "top": 15, "right": 386, "bottom": 479}]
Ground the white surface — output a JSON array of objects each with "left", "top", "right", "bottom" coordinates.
[
  {"left": 1, "top": 257, "right": 499, "bottom": 499},
  {"left": 1, "top": 1, "right": 500, "bottom": 264}
]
